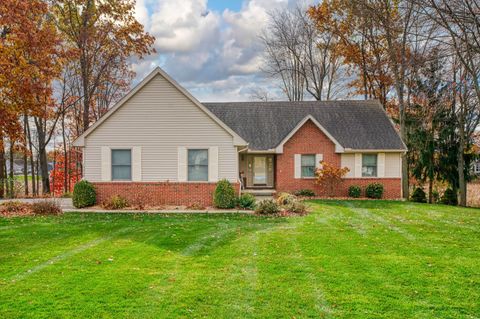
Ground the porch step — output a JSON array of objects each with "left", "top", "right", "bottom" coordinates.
[{"left": 242, "top": 189, "right": 277, "bottom": 200}]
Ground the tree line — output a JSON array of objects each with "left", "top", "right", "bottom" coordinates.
[
  {"left": 0, "top": 0, "right": 155, "bottom": 198},
  {"left": 262, "top": 0, "right": 480, "bottom": 206}
]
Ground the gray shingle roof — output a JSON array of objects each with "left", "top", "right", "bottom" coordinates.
[{"left": 204, "top": 100, "right": 406, "bottom": 151}]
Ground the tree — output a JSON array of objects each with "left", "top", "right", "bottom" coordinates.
[
  {"left": 417, "top": 0, "right": 480, "bottom": 206},
  {"left": 261, "top": 5, "right": 344, "bottom": 101},
  {"left": 52, "top": 0, "right": 155, "bottom": 132},
  {"left": 0, "top": 0, "right": 65, "bottom": 196},
  {"left": 407, "top": 48, "right": 450, "bottom": 203}
]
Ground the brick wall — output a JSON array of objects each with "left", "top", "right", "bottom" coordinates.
[
  {"left": 275, "top": 119, "right": 401, "bottom": 199},
  {"left": 92, "top": 182, "right": 240, "bottom": 207}
]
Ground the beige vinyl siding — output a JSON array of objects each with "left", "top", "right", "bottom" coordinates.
[
  {"left": 83, "top": 74, "right": 238, "bottom": 182},
  {"left": 341, "top": 152, "right": 402, "bottom": 178},
  {"left": 385, "top": 153, "right": 401, "bottom": 178},
  {"left": 341, "top": 153, "right": 355, "bottom": 178}
]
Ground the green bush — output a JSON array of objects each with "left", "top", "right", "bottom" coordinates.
[
  {"left": 348, "top": 185, "right": 362, "bottom": 198},
  {"left": 293, "top": 189, "right": 315, "bottom": 197},
  {"left": 72, "top": 180, "right": 96, "bottom": 208},
  {"left": 255, "top": 199, "right": 280, "bottom": 215},
  {"left": 102, "top": 195, "right": 129, "bottom": 210},
  {"left": 411, "top": 187, "right": 427, "bottom": 203},
  {"left": 365, "top": 183, "right": 384, "bottom": 199},
  {"left": 32, "top": 200, "right": 62, "bottom": 215},
  {"left": 440, "top": 188, "right": 458, "bottom": 206},
  {"left": 238, "top": 193, "right": 256, "bottom": 210},
  {"left": 213, "top": 179, "right": 237, "bottom": 209},
  {"left": 284, "top": 200, "right": 308, "bottom": 214},
  {"left": 276, "top": 192, "right": 297, "bottom": 205}
]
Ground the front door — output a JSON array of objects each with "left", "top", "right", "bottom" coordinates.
[
  {"left": 253, "top": 156, "right": 267, "bottom": 185},
  {"left": 244, "top": 154, "right": 274, "bottom": 188}
]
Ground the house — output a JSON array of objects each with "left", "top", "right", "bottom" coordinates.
[{"left": 73, "top": 67, "right": 406, "bottom": 206}]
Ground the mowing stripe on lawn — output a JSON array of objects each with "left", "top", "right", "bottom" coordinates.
[{"left": 8, "top": 226, "right": 134, "bottom": 283}]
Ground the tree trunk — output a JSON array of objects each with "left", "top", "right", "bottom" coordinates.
[
  {"left": 26, "top": 120, "right": 36, "bottom": 196},
  {"left": 428, "top": 178, "right": 433, "bottom": 204},
  {"left": 23, "top": 115, "right": 29, "bottom": 196},
  {"left": 38, "top": 148, "right": 50, "bottom": 194},
  {"left": 62, "top": 112, "right": 68, "bottom": 193},
  {"left": 8, "top": 141, "right": 14, "bottom": 198},
  {"left": 457, "top": 115, "right": 467, "bottom": 206},
  {"left": 36, "top": 155, "right": 40, "bottom": 194},
  {"left": 0, "top": 136, "right": 5, "bottom": 198}
]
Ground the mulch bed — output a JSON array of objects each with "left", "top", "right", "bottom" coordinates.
[{"left": 0, "top": 202, "right": 34, "bottom": 217}]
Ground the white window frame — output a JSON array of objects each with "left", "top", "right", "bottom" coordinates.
[
  {"left": 362, "top": 153, "right": 378, "bottom": 177},
  {"left": 111, "top": 148, "right": 132, "bottom": 181},
  {"left": 187, "top": 149, "right": 209, "bottom": 182},
  {"left": 301, "top": 154, "right": 316, "bottom": 178}
]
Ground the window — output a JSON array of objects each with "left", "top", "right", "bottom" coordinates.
[
  {"left": 301, "top": 154, "right": 316, "bottom": 178},
  {"left": 362, "top": 154, "right": 377, "bottom": 177},
  {"left": 188, "top": 149, "right": 208, "bottom": 181},
  {"left": 112, "top": 149, "right": 131, "bottom": 181}
]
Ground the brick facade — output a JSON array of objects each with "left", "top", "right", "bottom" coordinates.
[
  {"left": 90, "top": 120, "right": 401, "bottom": 204},
  {"left": 92, "top": 182, "right": 240, "bottom": 207},
  {"left": 275, "top": 119, "right": 401, "bottom": 199}
]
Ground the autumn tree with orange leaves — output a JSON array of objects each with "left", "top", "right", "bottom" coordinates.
[{"left": 0, "top": 0, "right": 65, "bottom": 197}]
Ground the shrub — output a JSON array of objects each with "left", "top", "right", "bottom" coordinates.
[
  {"left": 284, "top": 200, "right": 308, "bottom": 214},
  {"left": 440, "top": 188, "right": 458, "bottom": 206},
  {"left": 255, "top": 199, "right": 280, "bottom": 215},
  {"left": 61, "top": 192, "right": 72, "bottom": 198},
  {"left": 276, "top": 192, "right": 297, "bottom": 205},
  {"left": 32, "top": 201, "right": 62, "bottom": 215},
  {"left": 411, "top": 187, "right": 427, "bottom": 203},
  {"left": 102, "top": 195, "right": 129, "bottom": 210},
  {"left": 72, "top": 180, "right": 96, "bottom": 208},
  {"left": 238, "top": 193, "right": 256, "bottom": 210},
  {"left": 213, "top": 179, "right": 237, "bottom": 209},
  {"left": 293, "top": 189, "right": 315, "bottom": 197},
  {"left": 315, "top": 161, "right": 350, "bottom": 196},
  {"left": 365, "top": 183, "right": 384, "bottom": 199},
  {"left": 348, "top": 185, "right": 362, "bottom": 198}
]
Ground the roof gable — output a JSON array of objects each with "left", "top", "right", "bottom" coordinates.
[
  {"left": 73, "top": 67, "right": 247, "bottom": 147},
  {"left": 275, "top": 115, "right": 344, "bottom": 153}
]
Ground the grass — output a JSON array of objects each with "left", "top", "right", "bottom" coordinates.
[{"left": 0, "top": 200, "right": 479, "bottom": 318}]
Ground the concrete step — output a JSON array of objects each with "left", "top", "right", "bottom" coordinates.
[{"left": 242, "top": 189, "right": 276, "bottom": 200}]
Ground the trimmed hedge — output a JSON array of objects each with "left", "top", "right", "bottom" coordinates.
[
  {"left": 72, "top": 180, "right": 96, "bottom": 208},
  {"left": 213, "top": 179, "right": 237, "bottom": 209},
  {"left": 348, "top": 185, "right": 362, "bottom": 198},
  {"left": 365, "top": 183, "right": 384, "bottom": 199}
]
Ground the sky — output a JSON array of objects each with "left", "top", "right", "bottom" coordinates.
[{"left": 132, "top": 0, "right": 312, "bottom": 102}]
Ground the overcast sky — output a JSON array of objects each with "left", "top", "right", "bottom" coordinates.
[{"left": 132, "top": 0, "right": 314, "bottom": 102}]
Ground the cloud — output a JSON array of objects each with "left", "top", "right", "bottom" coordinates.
[{"left": 132, "top": 0, "right": 292, "bottom": 101}]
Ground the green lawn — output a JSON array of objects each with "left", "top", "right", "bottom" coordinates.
[{"left": 0, "top": 200, "right": 479, "bottom": 318}]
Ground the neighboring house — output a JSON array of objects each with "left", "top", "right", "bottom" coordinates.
[{"left": 73, "top": 67, "right": 406, "bottom": 206}]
